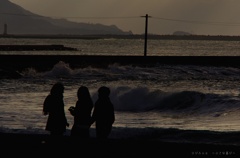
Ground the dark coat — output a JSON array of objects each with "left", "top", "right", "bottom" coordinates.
[
  {"left": 70, "top": 98, "right": 93, "bottom": 137},
  {"left": 91, "top": 97, "right": 115, "bottom": 138},
  {"left": 43, "top": 94, "right": 68, "bottom": 134}
]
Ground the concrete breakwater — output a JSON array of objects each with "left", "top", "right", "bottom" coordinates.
[
  {"left": 0, "top": 45, "right": 78, "bottom": 51},
  {"left": 0, "top": 55, "right": 239, "bottom": 72}
]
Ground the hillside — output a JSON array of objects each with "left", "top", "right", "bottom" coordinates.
[{"left": 0, "top": 0, "right": 131, "bottom": 35}]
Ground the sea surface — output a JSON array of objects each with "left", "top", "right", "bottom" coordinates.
[{"left": 0, "top": 38, "right": 240, "bottom": 146}]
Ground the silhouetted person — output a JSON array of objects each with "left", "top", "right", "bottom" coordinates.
[
  {"left": 91, "top": 86, "right": 115, "bottom": 139},
  {"left": 43, "top": 82, "right": 69, "bottom": 136},
  {"left": 69, "top": 86, "right": 93, "bottom": 138}
]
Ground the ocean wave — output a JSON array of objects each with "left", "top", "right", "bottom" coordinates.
[
  {"left": 5, "top": 61, "right": 240, "bottom": 81},
  {"left": 0, "top": 69, "right": 22, "bottom": 79},
  {"left": 109, "top": 86, "right": 240, "bottom": 115},
  {"left": 1, "top": 61, "right": 240, "bottom": 116}
]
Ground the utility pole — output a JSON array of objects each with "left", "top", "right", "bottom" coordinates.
[
  {"left": 141, "top": 14, "right": 151, "bottom": 56},
  {"left": 3, "top": 23, "right": 7, "bottom": 36}
]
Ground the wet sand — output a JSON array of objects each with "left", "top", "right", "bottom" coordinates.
[{"left": 1, "top": 132, "right": 239, "bottom": 157}]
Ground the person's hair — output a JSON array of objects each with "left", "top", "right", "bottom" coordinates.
[
  {"left": 98, "top": 86, "right": 110, "bottom": 97},
  {"left": 50, "top": 82, "right": 64, "bottom": 95},
  {"left": 77, "top": 86, "right": 91, "bottom": 99}
]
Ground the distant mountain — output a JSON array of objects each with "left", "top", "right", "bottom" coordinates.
[{"left": 0, "top": 0, "right": 131, "bottom": 35}]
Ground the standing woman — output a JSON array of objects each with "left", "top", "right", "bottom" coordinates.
[
  {"left": 69, "top": 86, "right": 94, "bottom": 138},
  {"left": 91, "top": 86, "right": 115, "bottom": 139},
  {"left": 43, "top": 82, "right": 69, "bottom": 136}
]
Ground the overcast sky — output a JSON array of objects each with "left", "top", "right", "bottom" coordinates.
[{"left": 9, "top": 0, "right": 240, "bottom": 35}]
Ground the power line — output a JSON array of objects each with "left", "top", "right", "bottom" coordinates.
[
  {"left": 0, "top": 12, "right": 43, "bottom": 17},
  {"left": 65, "top": 16, "right": 139, "bottom": 19},
  {"left": 152, "top": 17, "right": 240, "bottom": 26},
  {"left": 0, "top": 12, "right": 139, "bottom": 19},
  {"left": 2, "top": 12, "right": 240, "bottom": 26}
]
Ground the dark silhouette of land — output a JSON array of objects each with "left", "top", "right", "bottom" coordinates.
[{"left": 0, "top": 0, "right": 131, "bottom": 35}]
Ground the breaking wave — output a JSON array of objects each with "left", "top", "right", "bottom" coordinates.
[
  {"left": 109, "top": 86, "right": 240, "bottom": 115},
  {"left": 3, "top": 60, "right": 240, "bottom": 82}
]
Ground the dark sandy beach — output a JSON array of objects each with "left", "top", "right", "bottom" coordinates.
[{"left": 1, "top": 132, "right": 239, "bottom": 158}]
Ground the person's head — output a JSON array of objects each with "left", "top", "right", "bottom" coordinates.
[
  {"left": 50, "top": 82, "right": 64, "bottom": 95},
  {"left": 77, "top": 86, "right": 91, "bottom": 99},
  {"left": 98, "top": 86, "right": 110, "bottom": 98}
]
